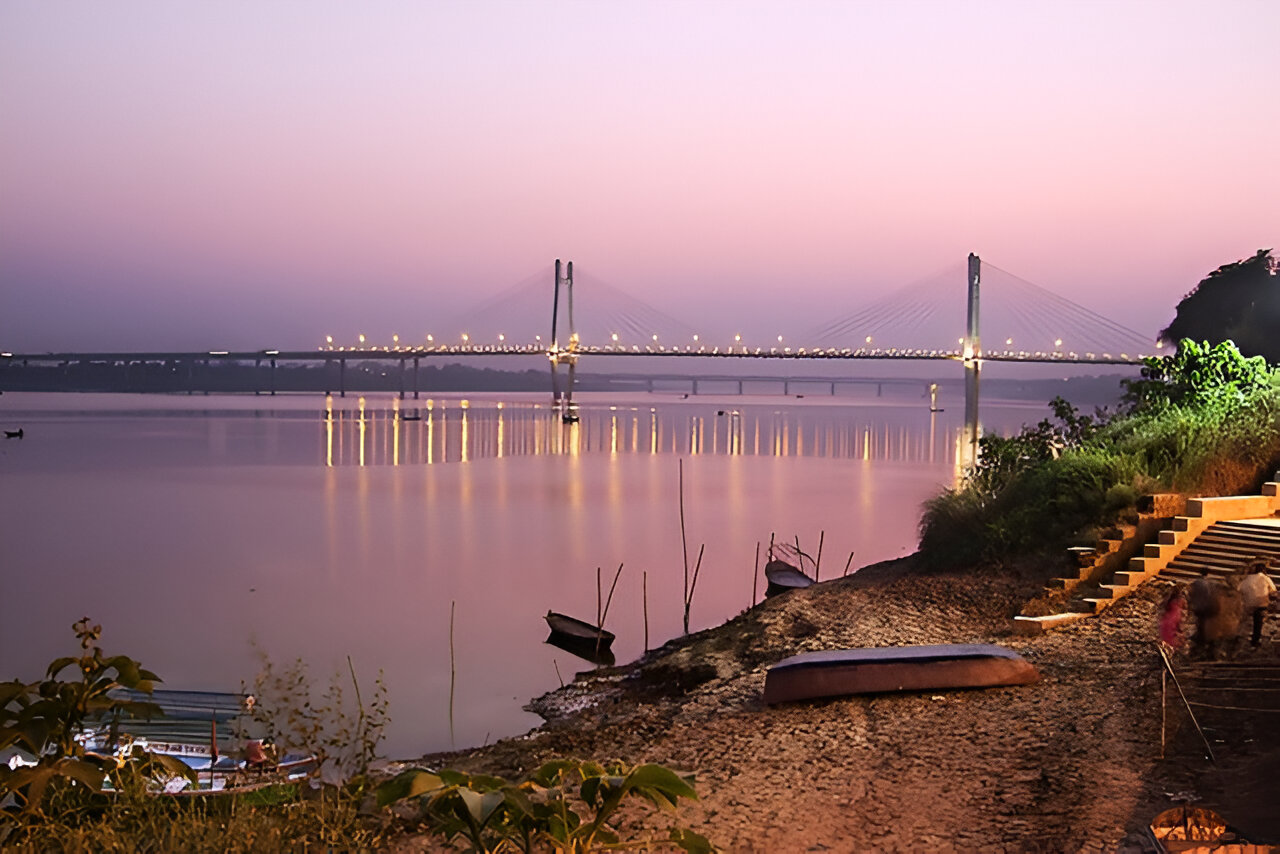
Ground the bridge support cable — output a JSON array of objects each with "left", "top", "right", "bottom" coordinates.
[
  {"left": 978, "top": 262, "right": 1158, "bottom": 358},
  {"left": 964, "top": 254, "right": 981, "bottom": 470}
]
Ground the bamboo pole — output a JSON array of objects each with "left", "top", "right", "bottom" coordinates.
[
  {"left": 1161, "top": 666, "right": 1167, "bottom": 758},
  {"left": 752, "top": 542, "right": 760, "bottom": 606},
  {"left": 643, "top": 571, "right": 649, "bottom": 652},
  {"left": 679, "top": 459, "right": 690, "bottom": 615},
  {"left": 816, "top": 530, "right": 825, "bottom": 581},
  {"left": 684, "top": 544, "right": 705, "bottom": 634},
  {"left": 1157, "top": 643, "right": 1215, "bottom": 763},
  {"left": 449, "top": 600, "right": 456, "bottom": 748}
]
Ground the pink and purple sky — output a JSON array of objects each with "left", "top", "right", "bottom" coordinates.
[{"left": 1, "top": 1, "right": 1277, "bottom": 352}]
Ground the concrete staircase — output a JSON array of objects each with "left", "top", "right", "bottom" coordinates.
[
  {"left": 1014, "top": 480, "right": 1280, "bottom": 634},
  {"left": 1080, "top": 486, "right": 1280, "bottom": 613},
  {"left": 1160, "top": 518, "right": 1280, "bottom": 582}
]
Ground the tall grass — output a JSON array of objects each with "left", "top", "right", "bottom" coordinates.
[{"left": 919, "top": 382, "right": 1280, "bottom": 569}]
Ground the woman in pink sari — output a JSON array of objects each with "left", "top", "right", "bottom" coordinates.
[{"left": 1159, "top": 587, "right": 1186, "bottom": 650}]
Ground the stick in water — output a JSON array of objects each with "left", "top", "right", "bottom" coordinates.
[
  {"left": 449, "top": 600, "right": 456, "bottom": 748},
  {"left": 643, "top": 570, "right": 649, "bottom": 652},
  {"left": 843, "top": 551, "right": 855, "bottom": 577},
  {"left": 679, "top": 459, "right": 690, "bottom": 613},
  {"left": 752, "top": 541, "right": 760, "bottom": 606},
  {"left": 816, "top": 530, "right": 825, "bottom": 581},
  {"left": 684, "top": 543, "right": 705, "bottom": 634}
]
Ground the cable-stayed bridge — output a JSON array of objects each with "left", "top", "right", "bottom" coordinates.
[{"left": 1, "top": 255, "right": 1163, "bottom": 407}]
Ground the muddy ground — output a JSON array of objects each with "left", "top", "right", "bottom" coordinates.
[{"left": 395, "top": 558, "right": 1280, "bottom": 852}]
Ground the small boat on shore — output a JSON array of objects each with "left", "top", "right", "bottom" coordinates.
[
  {"left": 544, "top": 612, "right": 615, "bottom": 649},
  {"left": 763, "top": 644, "right": 1040, "bottom": 704},
  {"left": 764, "top": 559, "right": 814, "bottom": 597}
]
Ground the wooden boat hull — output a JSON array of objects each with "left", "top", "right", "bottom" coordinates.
[
  {"left": 764, "top": 560, "right": 814, "bottom": 598},
  {"left": 544, "top": 612, "right": 615, "bottom": 647},
  {"left": 763, "top": 644, "right": 1039, "bottom": 704}
]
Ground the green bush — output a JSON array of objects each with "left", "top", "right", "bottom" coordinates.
[{"left": 918, "top": 341, "right": 1280, "bottom": 568}]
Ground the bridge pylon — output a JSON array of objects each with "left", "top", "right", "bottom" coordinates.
[
  {"left": 549, "top": 259, "right": 580, "bottom": 422},
  {"left": 963, "top": 252, "right": 981, "bottom": 467}
]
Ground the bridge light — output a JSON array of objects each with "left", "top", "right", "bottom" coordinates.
[
  {"left": 652, "top": 334, "right": 659, "bottom": 342},
  {"left": 393, "top": 334, "right": 399, "bottom": 345},
  {"left": 777, "top": 335, "right": 783, "bottom": 343},
  {"left": 462, "top": 333, "right": 470, "bottom": 343},
  {"left": 358, "top": 334, "right": 366, "bottom": 345},
  {"left": 498, "top": 334, "right": 505, "bottom": 342},
  {"left": 1005, "top": 338, "right": 1013, "bottom": 346},
  {"left": 693, "top": 334, "right": 699, "bottom": 342},
  {"left": 611, "top": 333, "right": 618, "bottom": 342},
  {"left": 865, "top": 336, "right": 872, "bottom": 344},
  {"left": 325, "top": 335, "right": 333, "bottom": 345},
  {"left": 1055, "top": 338, "right": 1062, "bottom": 348},
  {"left": 427, "top": 334, "right": 434, "bottom": 343}
]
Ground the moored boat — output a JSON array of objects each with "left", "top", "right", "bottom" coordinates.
[
  {"left": 764, "top": 559, "right": 814, "bottom": 597},
  {"left": 544, "top": 611, "right": 615, "bottom": 647},
  {"left": 763, "top": 643, "right": 1040, "bottom": 704}
]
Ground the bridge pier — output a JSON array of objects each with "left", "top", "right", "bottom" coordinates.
[
  {"left": 339, "top": 358, "right": 346, "bottom": 398},
  {"left": 254, "top": 358, "right": 261, "bottom": 395},
  {"left": 270, "top": 358, "right": 277, "bottom": 396},
  {"left": 737, "top": 380, "right": 743, "bottom": 394},
  {"left": 398, "top": 358, "right": 405, "bottom": 400},
  {"left": 413, "top": 357, "right": 420, "bottom": 399},
  {"left": 692, "top": 379, "right": 698, "bottom": 395}
]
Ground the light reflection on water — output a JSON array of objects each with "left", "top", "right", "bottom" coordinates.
[
  {"left": 0, "top": 391, "right": 1041, "bottom": 757},
  {"left": 322, "top": 398, "right": 968, "bottom": 469}
]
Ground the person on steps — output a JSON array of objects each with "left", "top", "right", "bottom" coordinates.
[{"left": 1240, "top": 561, "right": 1277, "bottom": 648}]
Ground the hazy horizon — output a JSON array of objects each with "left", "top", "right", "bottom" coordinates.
[{"left": 3, "top": 1, "right": 1276, "bottom": 352}]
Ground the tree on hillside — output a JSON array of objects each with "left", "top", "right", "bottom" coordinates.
[{"left": 1159, "top": 249, "right": 1280, "bottom": 363}]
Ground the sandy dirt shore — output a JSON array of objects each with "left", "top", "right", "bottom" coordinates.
[{"left": 394, "top": 558, "right": 1279, "bottom": 852}]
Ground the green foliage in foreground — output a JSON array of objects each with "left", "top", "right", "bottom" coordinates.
[
  {"left": 0, "top": 618, "right": 195, "bottom": 817},
  {"left": 3, "top": 624, "right": 717, "bottom": 853},
  {"left": 378, "top": 758, "right": 718, "bottom": 853},
  {"left": 919, "top": 340, "right": 1280, "bottom": 568}
]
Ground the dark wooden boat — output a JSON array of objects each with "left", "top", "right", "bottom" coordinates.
[
  {"left": 544, "top": 611, "right": 615, "bottom": 665},
  {"left": 544, "top": 612, "right": 614, "bottom": 647},
  {"left": 763, "top": 643, "right": 1040, "bottom": 704},
  {"left": 764, "top": 559, "right": 814, "bottom": 597}
]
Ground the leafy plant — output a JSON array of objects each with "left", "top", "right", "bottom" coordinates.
[
  {"left": 1122, "top": 338, "right": 1275, "bottom": 411},
  {"left": 244, "top": 649, "right": 389, "bottom": 786},
  {"left": 377, "top": 758, "right": 717, "bottom": 853},
  {"left": 0, "top": 618, "right": 193, "bottom": 816}
]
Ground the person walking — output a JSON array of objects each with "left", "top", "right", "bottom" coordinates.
[
  {"left": 1187, "top": 568, "right": 1219, "bottom": 656},
  {"left": 1158, "top": 586, "right": 1186, "bottom": 651},
  {"left": 1240, "top": 561, "right": 1277, "bottom": 648}
]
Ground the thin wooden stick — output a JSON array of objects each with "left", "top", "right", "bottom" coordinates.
[
  {"left": 643, "top": 571, "right": 649, "bottom": 652},
  {"left": 752, "top": 542, "right": 760, "bottom": 606},
  {"left": 596, "top": 566, "right": 602, "bottom": 628},
  {"left": 448, "top": 600, "right": 456, "bottom": 748},
  {"left": 815, "top": 531, "right": 825, "bottom": 581},
  {"left": 1161, "top": 666, "right": 1167, "bottom": 758},
  {"left": 843, "top": 551, "right": 855, "bottom": 577},
  {"left": 1157, "top": 644, "right": 1215, "bottom": 763},
  {"left": 769, "top": 532, "right": 775, "bottom": 560},
  {"left": 554, "top": 659, "right": 564, "bottom": 688},
  {"left": 684, "top": 544, "right": 705, "bottom": 634},
  {"left": 600, "top": 563, "right": 624, "bottom": 628},
  {"left": 679, "top": 459, "right": 690, "bottom": 612}
]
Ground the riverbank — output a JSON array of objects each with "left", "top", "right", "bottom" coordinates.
[{"left": 399, "top": 556, "right": 1279, "bottom": 852}]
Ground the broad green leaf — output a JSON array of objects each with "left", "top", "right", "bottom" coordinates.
[
  {"left": 624, "top": 764, "right": 698, "bottom": 806},
  {"left": 55, "top": 757, "right": 106, "bottom": 791},
  {"left": 375, "top": 769, "right": 444, "bottom": 807},
  {"left": 670, "top": 827, "right": 720, "bottom": 854}
]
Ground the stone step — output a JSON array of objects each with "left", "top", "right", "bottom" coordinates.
[
  {"left": 1080, "top": 597, "right": 1114, "bottom": 614},
  {"left": 1097, "top": 583, "right": 1132, "bottom": 600}
]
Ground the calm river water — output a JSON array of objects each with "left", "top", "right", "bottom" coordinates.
[{"left": 0, "top": 389, "right": 1046, "bottom": 757}]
